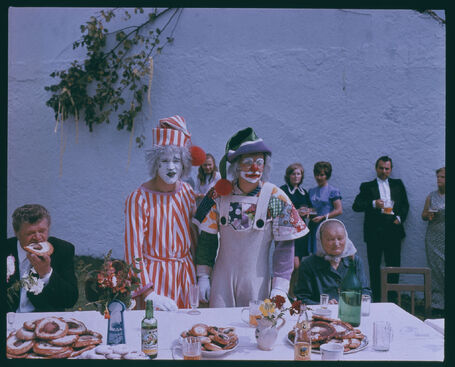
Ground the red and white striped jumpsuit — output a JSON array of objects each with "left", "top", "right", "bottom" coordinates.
[{"left": 124, "top": 181, "right": 197, "bottom": 308}]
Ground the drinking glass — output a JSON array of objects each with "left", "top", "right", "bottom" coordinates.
[
  {"left": 188, "top": 284, "right": 201, "bottom": 315},
  {"left": 361, "top": 294, "right": 371, "bottom": 316},
  {"left": 241, "top": 300, "right": 262, "bottom": 327},
  {"left": 373, "top": 321, "right": 393, "bottom": 351},
  {"left": 7, "top": 312, "right": 15, "bottom": 333},
  {"left": 182, "top": 336, "right": 201, "bottom": 360},
  {"left": 383, "top": 199, "right": 394, "bottom": 214},
  {"left": 320, "top": 294, "right": 329, "bottom": 309}
]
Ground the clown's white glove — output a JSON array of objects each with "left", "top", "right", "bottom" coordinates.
[
  {"left": 197, "top": 265, "right": 211, "bottom": 303},
  {"left": 145, "top": 291, "right": 178, "bottom": 311},
  {"left": 270, "top": 277, "right": 292, "bottom": 309}
]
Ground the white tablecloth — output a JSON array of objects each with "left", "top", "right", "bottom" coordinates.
[
  {"left": 8, "top": 302, "right": 444, "bottom": 361},
  {"left": 424, "top": 318, "right": 444, "bottom": 335}
]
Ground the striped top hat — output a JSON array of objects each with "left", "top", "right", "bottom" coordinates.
[
  {"left": 152, "top": 115, "right": 191, "bottom": 147},
  {"left": 152, "top": 115, "right": 206, "bottom": 166}
]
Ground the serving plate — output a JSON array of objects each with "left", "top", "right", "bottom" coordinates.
[
  {"left": 286, "top": 334, "right": 368, "bottom": 354},
  {"left": 177, "top": 336, "right": 239, "bottom": 357}
]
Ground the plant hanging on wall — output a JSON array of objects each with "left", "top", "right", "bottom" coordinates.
[{"left": 44, "top": 7, "right": 183, "bottom": 173}]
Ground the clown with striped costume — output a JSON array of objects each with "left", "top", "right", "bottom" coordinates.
[{"left": 124, "top": 115, "right": 205, "bottom": 310}]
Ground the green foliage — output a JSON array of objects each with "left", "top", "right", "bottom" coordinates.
[{"left": 45, "top": 8, "right": 182, "bottom": 147}]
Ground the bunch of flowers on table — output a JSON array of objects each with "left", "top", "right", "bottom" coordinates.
[
  {"left": 259, "top": 295, "right": 303, "bottom": 325},
  {"left": 85, "top": 250, "right": 141, "bottom": 318}
]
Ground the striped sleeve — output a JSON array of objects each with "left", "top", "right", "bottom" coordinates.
[{"left": 124, "top": 189, "right": 152, "bottom": 296}]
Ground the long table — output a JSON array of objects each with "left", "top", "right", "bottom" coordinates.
[{"left": 7, "top": 303, "right": 444, "bottom": 361}]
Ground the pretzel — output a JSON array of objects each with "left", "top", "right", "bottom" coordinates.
[
  {"left": 211, "top": 332, "right": 230, "bottom": 346},
  {"left": 35, "top": 317, "right": 68, "bottom": 340},
  {"left": 16, "top": 327, "right": 35, "bottom": 341},
  {"left": 6, "top": 334, "right": 34, "bottom": 355},
  {"left": 190, "top": 323, "right": 209, "bottom": 337},
  {"left": 73, "top": 334, "right": 102, "bottom": 348},
  {"left": 49, "top": 334, "right": 79, "bottom": 347},
  {"left": 7, "top": 352, "right": 29, "bottom": 359},
  {"left": 33, "top": 341, "right": 71, "bottom": 356},
  {"left": 23, "top": 320, "right": 38, "bottom": 331},
  {"left": 24, "top": 241, "right": 54, "bottom": 256},
  {"left": 61, "top": 317, "right": 87, "bottom": 335},
  {"left": 70, "top": 344, "right": 96, "bottom": 358}
]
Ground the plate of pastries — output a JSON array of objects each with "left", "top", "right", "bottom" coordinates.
[
  {"left": 7, "top": 316, "right": 102, "bottom": 359},
  {"left": 179, "top": 323, "right": 239, "bottom": 357},
  {"left": 287, "top": 314, "right": 368, "bottom": 354}
]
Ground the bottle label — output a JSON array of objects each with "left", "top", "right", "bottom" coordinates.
[{"left": 141, "top": 329, "right": 158, "bottom": 355}]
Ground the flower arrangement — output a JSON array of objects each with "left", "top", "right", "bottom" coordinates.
[
  {"left": 259, "top": 295, "right": 303, "bottom": 326},
  {"left": 85, "top": 250, "right": 141, "bottom": 318},
  {"left": 7, "top": 255, "right": 45, "bottom": 309}
]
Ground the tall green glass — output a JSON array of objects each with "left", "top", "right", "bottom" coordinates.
[
  {"left": 141, "top": 300, "right": 158, "bottom": 359},
  {"left": 338, "top": 258, "right": 361, "bottom": 327}
]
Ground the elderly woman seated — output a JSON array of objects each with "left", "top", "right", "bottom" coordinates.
[{"left": 294, "top": 219, "right": 371, "bottom": 305}]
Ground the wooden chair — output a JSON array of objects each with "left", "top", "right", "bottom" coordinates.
[{"left": 380, "top": 267, "right": 432, "bottom": 317}]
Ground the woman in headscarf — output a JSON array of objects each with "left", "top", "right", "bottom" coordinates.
[{"left": 294, "top": 219, "right": 371, "bottom": 305}]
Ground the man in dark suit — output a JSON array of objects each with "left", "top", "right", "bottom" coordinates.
[
  {"left": 352, "top": 156, "right": 409, "bottom": 302},
  {"left": 6, "top": 204, "right": 78, "bottom": 312}
]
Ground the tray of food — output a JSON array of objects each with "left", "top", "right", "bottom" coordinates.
[
  {"left": 287, "top": 315, "right": 368, "bottom": 354},
  {"left": 179, "top": 323, "right": 239, "bottom": 357},
  {"left": 6, "top": 316, "right": 102, "bottom": 359}
]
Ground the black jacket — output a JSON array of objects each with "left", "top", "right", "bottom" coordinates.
[
  {"left": 6, "top": 236, "right": 79, "bottom": 312},
  {"left": 352, "top": 178, "right": 409, "bottom": 243}
]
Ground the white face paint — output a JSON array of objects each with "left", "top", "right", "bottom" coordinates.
[
  {"left": 240, "top": 170, "right": 263, "bottom": 183},
  {"left": 158, "top": 151, "right": 183, "bottom": 184}
]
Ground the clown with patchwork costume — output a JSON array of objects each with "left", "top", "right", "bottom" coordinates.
[{"left": 193, "top": 127, "right": 309, "bottom": 308}]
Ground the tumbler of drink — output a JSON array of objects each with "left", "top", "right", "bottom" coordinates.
[
  {"left": 383, "top": 199, "right": 394, "bottom": 214},
  {"left": 320, "top": 294, "right": 329, "bottom": 309},
  {"left": 294, "top": 327, "right": 311, "bottom": 360},
  {"left": 241, "top": 300, "right": 262, "bottom": 327},
  {"left": 361, "top": 294, "right": 371, "bottom": 316},
  {"left": 373, "top": 321, "right": 393, "bottom": 351},
  {"left": 182, "top": 336, "right": 201, "bottom": 360},
  {"left": 188, "top": 284, "right": 201, "bottom": 315}
]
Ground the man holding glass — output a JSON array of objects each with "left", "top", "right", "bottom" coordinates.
[
  {"left": 193, "top": 127, "right": 309, "bottom": 308},
  {"left": 352, "top": 156, "right": 409, "bottom": 302}
]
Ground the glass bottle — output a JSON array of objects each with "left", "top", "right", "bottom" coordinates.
[
  {"left": 294, "top": 304, "right": 311, "bottom": 360},
  {"left": 141, "top": 300, "right": 158, "bottom": 359},
  {"left": 338, "top": 257, "right": 361, "bottom": 327}
]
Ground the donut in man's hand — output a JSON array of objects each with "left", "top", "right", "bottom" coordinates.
[
  {"left": 24, "top": 241, "right": 54, "bottom": 257},
  {"left": 34, "top": 317, "right": 68, "bottom": 340}
]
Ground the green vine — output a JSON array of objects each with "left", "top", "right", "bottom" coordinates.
[{"left": 45, "top": 7, "right": 183, "bottom": 148}]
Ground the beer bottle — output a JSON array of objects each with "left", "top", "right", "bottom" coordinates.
[
  {"left": 141, "top": 299, "right": 158, "bottom": 359},
  {"left": 338, "top": 257, "right": 362, "bottom": 327},
  {"left": 294, "top": 304, "right": 311, "bottom": 360}
]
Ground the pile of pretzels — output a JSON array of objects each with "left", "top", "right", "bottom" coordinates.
[
  {"left": 180, "top": 323, "right": 238, "bottom": 352},
  {"left": 288, "top": 314, "right": 366, "bottom": 352},
  {"left": 6, "top": 316, "right": 102, "bottom": 359}
]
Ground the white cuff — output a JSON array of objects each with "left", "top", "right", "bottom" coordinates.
[
  {"left": 372, "top": 200, "right": 377, "bottom": 208},
  {"left": 272, "top": 277, "right": 290, "bottom": 292},
  {"left": 40, "top": 268, "right": 53, "bottom": 285},
  {"left": 197, "top": 265, "right": 212, "bottom": 277}
]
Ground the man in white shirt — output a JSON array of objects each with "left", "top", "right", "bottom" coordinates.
[
  {"left": 352, "top": 156, "right": 409, "bottom": 302},
  {"left": 6, "top": 204, "right": 78, "bottom": 312}
]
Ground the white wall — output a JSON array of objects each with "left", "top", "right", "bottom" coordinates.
[{"left": 8, "top": 7, "right": 445, "bottom": 289}]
